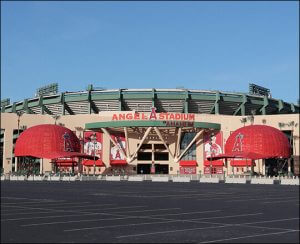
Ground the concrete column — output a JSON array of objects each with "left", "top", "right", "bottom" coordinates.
[
  {"left": 40, "top": 158, "right": 43, "bottom": 174},
  {"left": 15, "top": 158, "right": 18, "bottom": 172}
]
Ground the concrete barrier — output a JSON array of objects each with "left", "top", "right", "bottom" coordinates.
[
  {"left": 280, "top": 178, "right": 299, "bottom": 185},
  {"left": 199, "top": 177, "right": 220, "bottom": 183},
  {"left": 27, "top": 176, "right": 34, "bottom": 181},
  {"left": 225, "top": 177, "right": 247, "bottom": 184},
  {"left": 69, "top": 176, "right": 77, "bottom": 182},
  {"left": 250, "top": 177, "right": 274, "bottom": 185},
  {"left": 50, "top": 176, "right": 61, "bottom": 181},
  {"left": 61, "top": 176, "right": 70, "bottom": 181},
  {"left": 17, "top": 175, "right": 26, "bottom": 181},
  {"left": 33, "top": 176, "right": 43, "bottom": 181},
  {"left": 151, "top": 176, "right": 169, "bottom": 182},
  {"left": 10, "top": 176, "right": 19, "bottom": 181},
  {"left": 128, "top": 176, "right": 144, "bottom": 182},
  {"left": 172, "top": 176, "right": 191, "bottom": 182},
  {"left": 106, "top": 176, "right": 121, "bottom": 181},
  {"left": 1, "top": 175, "right": 5, "bottom": 181},
  {"left": 97, "top": 175, "right": 104, "bottom": 180}
]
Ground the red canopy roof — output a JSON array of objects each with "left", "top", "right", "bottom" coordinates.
[
  {"left": 52, "top": 162, "right": 77, "bottom": 167},
  {"left": 82, "top": 159, "right": 105, "bottom": 167},
  {"left": 179, "top": 160, "right": 197, "bottom": 167},
  {"left": 110, "top": 160, "right": 127, "bottom": 166},
  {"left": 15, "top": 124, "right": 96, "bottom": 160},
  {"left": 230, "top": 160, "right": 256, "bottom": 167},
  {"left": 208, "top": 125, "right": 291, "bottom": 161}
]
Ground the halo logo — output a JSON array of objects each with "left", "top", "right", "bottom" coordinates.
[
  {"left": 63, "top": 132, "right": 73, "bottom": 152},
  {"left": 149, "top": 107, "right": 157, "bottom": 120},
  {"left": 232, "top": 133, "right": 244, "bottom": 152}
]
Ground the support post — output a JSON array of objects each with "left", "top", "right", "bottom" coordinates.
[
  {"left": 175, "top": 130, "right": 203, "bottom": 163},
  {"left": 128, "top": 127, "right": 152, "bottom": 163},
  {"left": 153, "top": 127, "right": 175, "bottom": 159}
]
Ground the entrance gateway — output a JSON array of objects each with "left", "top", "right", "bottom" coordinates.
[{"left": 85, "top": 108, "right": 221, "bottom": 174}]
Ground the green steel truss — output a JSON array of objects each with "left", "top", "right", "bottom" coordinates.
[{"left": 2, "top": 89, "right": 299, "bottom": 115}]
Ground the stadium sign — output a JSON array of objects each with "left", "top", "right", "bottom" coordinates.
[{"left": 112, "top": 107, "right": 195, "bottom": 121}]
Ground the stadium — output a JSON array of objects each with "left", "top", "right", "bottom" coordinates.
[{"left": 1, "top": 83, "right": 299, "bottom": 177}]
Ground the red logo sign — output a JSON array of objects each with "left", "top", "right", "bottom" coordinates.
[{"left": 232, "top": 133, "right": 244, "bottom": 152}]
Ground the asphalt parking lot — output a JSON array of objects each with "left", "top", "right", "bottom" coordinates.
[{"left": 1, "top": 181, "right": 299, "bottom": 243}]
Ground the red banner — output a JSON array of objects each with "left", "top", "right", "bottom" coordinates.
[
  {"left": 180, "top": 167, "right": 196, "bottom": 174},
  {"left": 204, "top": 166, "right": 223, "bottom": 174},
  {"left": 110, "top": 134, "right": 126, "bottom": 161},
  {"left": 83, "top": 131, "right": 103, "bottom": 160}
]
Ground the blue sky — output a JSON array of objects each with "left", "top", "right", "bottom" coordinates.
[{"left": 1, "top": 1, "right": 299, "bottom": 104}]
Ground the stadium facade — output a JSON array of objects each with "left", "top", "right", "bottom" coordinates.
[{"left": 1, "top": 86, "right": 299, "bottom": 176}]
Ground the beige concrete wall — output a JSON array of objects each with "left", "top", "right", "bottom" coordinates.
[{"left": 1, "top": 112, "right": 299, "bottom": 175}]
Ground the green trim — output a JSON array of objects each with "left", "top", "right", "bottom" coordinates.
[
  {"left": 64, "top": 93, "right": 89, "bottom": 102},
  {"left": 260, "top": 96, "right": 269, "bottom": 115},
  {"left": 118, "top": 89, "right": 122, "bottom": 111},
  {"left": 291, "top": 103, "right": 295, "bottom": 113},
  {"left": 210, "top": 91, "right": 220, "bottom": 114},
  {"left": 42, "top": 95, "right": 61, "bottom": 105},
  {"left": 122, "top": 93, "right": 153, "bottom": 100},
  {"left": 91, "top": 93, "right": 120, "bottom": 100},
  {"left": 189, "top": 93, "right": 216, "bottom": 101},
  {"left": 4, "top": 89, "right": 297, "bottom": 116},
  {"left": 88, "top": 91, "right": 98, "bottom": 114},
  {"left": 64, "top": 103, "right": 73, "bottom": 115},
  {"left": 156, "top": 93, "right": 186, "bottom": 100},
  {"left": 85, "top": 120, "right": 221, "bottom": 130},
  {"left": 278, "top": 100, "right": 284, "bottom": 112},
  {"left": 184, "top": 90, "right": 189, "bottom": 114},
  {"left": 23, "top": 99, "right": 32, "bottom": 114},
  {"left": 233, "top": 94, "right": 247, "bottom": 116},
  {"left": 152, "top": 88, "right": 155, "bottom": 107},
  {"left": 61, "top": 93, "right": 65, "bottom": 115}
]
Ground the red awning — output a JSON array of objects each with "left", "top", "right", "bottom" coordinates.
[
  {"left": 204, "top": 160, "right": 224, "bottom": 166},
  {"left": 14, "top": 124, "right": 97, "bottom": 160},
  {"left": 82, "top": 160, "right": 105, "bottom": 167},
  {"left": 179, "top": 160, "right": 197, "bottom": 167},
  {"left": 55, "top": 162, "right": 77, "bottom": 167},
  {"left": 208, "top": 152, "right": 264, "bottom": 161},
  {"left": 51, "top": 158, "right": 77, "bottom": 164},
  {"left": 110, "top": 160, "right": 127, "bottom": 166},
  {"left": 230, "top": 160, "right": 256, "bottom": 167}
]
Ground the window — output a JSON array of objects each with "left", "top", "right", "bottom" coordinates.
[
  {"left": 137, "top": 152, "right": 152, "bottom": 161},
  {"left": 139, "top": 144, "right": 152, "bottom": 150},
  {"left": 154, "top": 144, "right": 167, "bottom": 150},
  {"left": 154, "top": 152, "right": 169, "bottom": 161},
  {"left": 180, "top": 133, "right": 196, "bottom": 160}
]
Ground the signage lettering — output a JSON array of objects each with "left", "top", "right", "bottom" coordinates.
[{"left": 112, "top": 107, "right": 195, "bottom": 122}]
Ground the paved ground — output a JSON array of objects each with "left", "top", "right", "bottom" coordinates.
[{"left": 1, "top": 181, "right": 299, "bottom": 243}]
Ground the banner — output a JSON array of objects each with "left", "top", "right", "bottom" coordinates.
[
  {"left": 203, "top": 131, "right": 223, "bottom": 168},
  {"left": 180, "top": 167, "right": 196, "bottom": 174},
  {"left": 83, "top": 131, "right": 103, "bottom": 160},
  {"left": 110, "top": 134, "right": 126, "bottom": 161},
  {"left": 204, "top": 166, "right": 223, "bottom": 174},
  {"left": 203, "top": 131, "right": 223, "bottom": 158}
]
